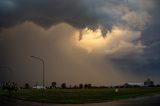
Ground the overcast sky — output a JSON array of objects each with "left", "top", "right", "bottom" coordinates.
[{"left": 0, "top": 0, "right": 160, "bottom": 86}]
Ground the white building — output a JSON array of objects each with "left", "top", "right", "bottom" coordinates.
[
  {"left": 33, "top": 85, "right": 46, "bottom": 89},
  {"left": 128, "top": 83, "right": 143, "bottom": 86}
]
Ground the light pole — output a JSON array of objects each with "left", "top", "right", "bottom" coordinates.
[{"left": 30, "top": 56, "right": 45, "bottom": 95}]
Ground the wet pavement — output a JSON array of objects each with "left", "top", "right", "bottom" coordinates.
[{"left": 1, "top": 95, "right": 160, "bottom": 106}]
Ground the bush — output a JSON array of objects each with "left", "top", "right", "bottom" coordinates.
[
  {"left": 2, "top": 81, "right": 18, "bottom": 95},
  {"left": 61, "top": 83, "right": 66, "bottom": 89}
]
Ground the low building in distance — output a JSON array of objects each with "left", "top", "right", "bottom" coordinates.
[
  {"left": 124, "top": 83, "right": 143, "bottom": 88},
  {"left": 128, "top": 83, "right": 143, "bottom": 86},
  {"left": 144, "top": 78, "right": 154, "bottom": 87},
  {"left": 33, "top": 85, "right": 46, "bottom": 89}
]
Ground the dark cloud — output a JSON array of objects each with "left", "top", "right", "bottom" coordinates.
[
  {"left": 0, "top": 0, "right": 146, "bottom": 31},
  {"left": 110, "top": 23, "right": 160, "bottom": 78},
  {"left": 0, "top": 0, "right": 108, "bottom": 30},
  {"left": 102, "top": 0, "right": 160, "bottom": 79},
  {"left": 1, "top": 0, "right": 160, "bottom": 86}
]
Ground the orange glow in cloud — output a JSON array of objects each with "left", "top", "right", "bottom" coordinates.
[
  {"left": 74, "top": 26, "right": 145, "bottom": 57},
  {"left": 75, "top": 28, "right": 107, "bottom": 53}
]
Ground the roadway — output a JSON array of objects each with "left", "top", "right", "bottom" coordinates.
[{"left": 1, "top": 95, "right": 160, "bottom": 106}]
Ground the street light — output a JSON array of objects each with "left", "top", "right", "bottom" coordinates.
[{"left": 30, "top": 56, "right": 45, "bottom": 95}]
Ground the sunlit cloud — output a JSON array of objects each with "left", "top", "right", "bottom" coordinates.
[
  {"left": 74, "top": 26, "right": 145, "bottom": 58},
  {"left": 74, "top": 28, "right": 107, "bottom": 53}
]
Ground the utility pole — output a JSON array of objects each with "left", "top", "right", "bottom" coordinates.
[{"left": 30, "top": 56, "right": 45, "bottom": 96}]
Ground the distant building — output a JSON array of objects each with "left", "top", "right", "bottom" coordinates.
[
  {"left": 124, "top": 83, "right": 143, "bottom": 87},
  {"left": 33, "top": 85, "right": 46, "bottom": 89},
  {"left": 128, "top": 83, "right": 143, "bottom": 86},
  {"left": 144, "top": 78, "right": 154, "bottom": 87}
]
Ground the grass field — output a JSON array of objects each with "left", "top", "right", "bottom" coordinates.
[{"left": 1, "top": 87, "right": 160, "bottom": 104}]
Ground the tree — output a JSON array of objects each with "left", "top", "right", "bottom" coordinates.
[
  {"left": 84, "top": 84, "right": 88, "bottom": 88},
  {"left": 51, "top": 82, "right": 56, "bottom": 88},
  {"left": 2, "top": 81, "right": 18, "bottom": 95},
  {"left": 79, "top": 83, "right": 83, "bottom": 89},
  {"left": 73, "top": 85, "right": 78, "bottom": 89},
  {"left": 88, "top": 84, "right": 92, "bottom": 88},
  {"left": 24, "top": 83, "right": 30, "bottom": 89},
  {"left": 84, "top": 84, "right": 92, "bottom": 88},
  {"left": 61, "top": 83, "right": 66, "bottom": 89}
]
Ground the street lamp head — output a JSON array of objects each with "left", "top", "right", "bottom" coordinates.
[
  {"left": 30, "top": 55, "right": 44, "bottom": 63},
  {"left": 30, "top": 56, "right": 38, "bottom": 59},
  {"left": 30, "top": 55, "right": 45, "bottom": 95}
]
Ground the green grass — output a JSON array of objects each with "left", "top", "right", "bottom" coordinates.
[{"left": 1, "top": 87, "right": 160, "bottom": 104}]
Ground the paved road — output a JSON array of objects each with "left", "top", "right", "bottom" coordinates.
[{"left": 1, "top": 95, "right": 160, "bottom": 106}]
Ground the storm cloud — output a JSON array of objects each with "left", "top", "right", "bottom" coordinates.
[
  {"left": 0, "top": 22, "right": 128, "bottom": 86},
  {"left": 0, "top": 0, "right": 153, "bottom": 31},
  {"left": 1, "top": 0, "right": 160, "bottom": 86}
]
